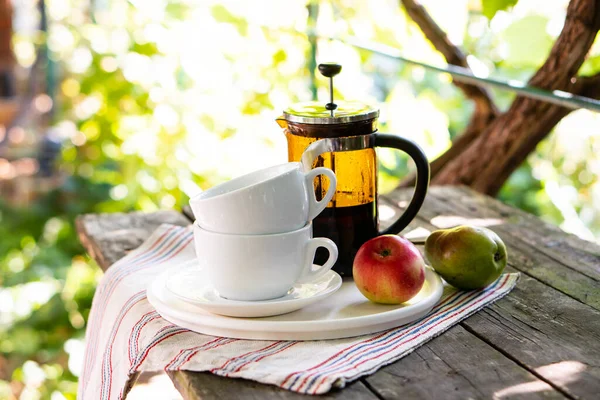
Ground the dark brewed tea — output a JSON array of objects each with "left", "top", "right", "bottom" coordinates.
[{"left": 312, "top": 202, "right": 378, "bottom": 276}]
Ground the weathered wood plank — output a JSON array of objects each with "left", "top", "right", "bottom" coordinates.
[
  {"left": 383, "top": 188, "right": 600, "bottom": 399},
  {"left": 463, "top": 272, "right": 600, "bottom": 399},
  {"left": 76, "top": 207, "right": 558, "bottom": 399},
  {"left": 167, "top": 371, "right": 378, "bottom": 400},
  {"left": 383, "top": 188, "right": 600, "bottom": 311},
  {"left": 76, "top": 191, "right": 595, "bottom": 399},
  {"left": 76, "top": 210, "right": 190, "bottom": 271},
  {"left": 365, "top": 325, "right": 564, "bottom": 399}
]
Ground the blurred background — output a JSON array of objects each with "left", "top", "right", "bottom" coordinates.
[{"left": 0, "top": 0, "right": 598, "bottom": 398}]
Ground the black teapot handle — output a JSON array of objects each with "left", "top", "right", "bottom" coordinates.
[{"left": 374, "top": 133, "right": 430, "bottom": 235}]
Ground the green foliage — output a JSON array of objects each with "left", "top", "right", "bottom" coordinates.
[
  {"left": 481, "top": 0, "right": 519, "bottom": 20},
  {"left": 501, "top": 15, "right": 554, "bottom": 67},
  {"left": 579, "top": 55, "right": 600, "bottom": 77},
  {"left": 498, "top": 163, "right": 546, "bottom": 216},
  {"left": 211, "top": 4, "right": 249, "bottom": 35}
]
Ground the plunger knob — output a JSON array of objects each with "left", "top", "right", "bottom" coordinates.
[
  {"left": 318, "top": 63, "right": 342, "bottom": 115},
  {"left": 318, "top": 63, "right": 342, "bottom": 78}
]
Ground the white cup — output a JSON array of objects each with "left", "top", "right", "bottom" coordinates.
[
  {"left": 193, "top": 222, "right": 338, "bottom": 301},
  {"left": 189, "top": 162, "right": 336, "bottom": 235}
]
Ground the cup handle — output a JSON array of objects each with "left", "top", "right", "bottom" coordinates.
[
  {"left": 299, "top": 237, "right": 338, "bottom": 283},
  {"left": 304, "top": 167, "right": 337, "bottom": 220}
]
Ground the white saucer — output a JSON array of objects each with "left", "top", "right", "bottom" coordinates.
[
  {"left": 164, "top": 264, "right": 342, "bottom": 317},
  {"left": 147, "top": 262, "right": 444, "bottom": 341}
]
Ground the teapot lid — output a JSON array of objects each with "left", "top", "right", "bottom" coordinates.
[
  {"left": 283, "top": 101, "right": 379, "bottom": 125},
  {"left": 282, "top": 63, "right": 379, "bottom": 125}
]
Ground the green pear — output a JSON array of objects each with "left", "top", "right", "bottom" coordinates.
[{"left": 424, "top": 225, "right": 507, "bottom": 290}]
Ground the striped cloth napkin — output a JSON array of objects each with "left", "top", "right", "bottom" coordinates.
[{"left": 78, "top": 224, "right": 519, "bottom": 399}]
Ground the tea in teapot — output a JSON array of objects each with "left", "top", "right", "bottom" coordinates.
[{"left": 276, "top": 63, "right": 430, "bottom": 276}]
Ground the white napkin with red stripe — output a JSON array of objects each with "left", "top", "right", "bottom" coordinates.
[{"left": 78, "top": 224, "right": 519, "bottom": 399}]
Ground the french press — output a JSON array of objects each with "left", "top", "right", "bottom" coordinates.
[{"left": 276, "top": 63, "right": 430, "bottom": 276}]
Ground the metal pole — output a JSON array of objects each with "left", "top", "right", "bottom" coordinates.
[{"left": 306, "top": 1, "right": 319, "bottom": 101}]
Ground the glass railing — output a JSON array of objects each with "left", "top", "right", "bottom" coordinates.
[{"left": 315, "top": 35, "right": 600, "bottom": 113}]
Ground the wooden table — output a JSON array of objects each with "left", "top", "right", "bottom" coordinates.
[{"left": 76, "top": 186, "right": 600, "bottom": 399}]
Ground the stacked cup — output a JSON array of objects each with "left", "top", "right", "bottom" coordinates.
[{"left": 189, "top": 162, "right": 339, "bottom": 302}]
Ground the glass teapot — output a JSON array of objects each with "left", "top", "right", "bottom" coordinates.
[{"left": 276, "top": 63, "right": 429, "bottom": 276}]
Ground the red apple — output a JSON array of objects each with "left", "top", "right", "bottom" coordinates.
[{"left": 353, "top": 235, "right": 426, "bottom": 304}]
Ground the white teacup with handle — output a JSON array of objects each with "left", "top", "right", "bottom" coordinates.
[
  {"left": 193, "top": 222, "right": 338, "bottom": 301},
  {"left": 189, "top": 162, "right": 337, "bottom": 235}
]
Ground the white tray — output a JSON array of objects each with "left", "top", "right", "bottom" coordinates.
[{"left": 147, "top": 265, "right": 443, "bottom": 341}]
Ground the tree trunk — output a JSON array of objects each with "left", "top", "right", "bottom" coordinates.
[
  {"left": 400, "top": 0, "right": 600, "bottom": 196},
  {"left": 0, "top": 0, "right": 15, "bottom": 98}
]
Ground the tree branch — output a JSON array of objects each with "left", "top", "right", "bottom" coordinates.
[
  {"left": 433, "top": 0, "right": 600, "bottom": 194},
  {"left": 470, "top": 74, "right": 600, "bottom": 193},
  {"left": 400, "top": 73, "right": 600, "bottom": 188},
  {"left": 398, "top": 113, "right": 490, "bottom": 188},
  {"left": 397, "top": 0, "right": 499, "bottom": 187},
  {"left": 400, "top": 0, "right": 499, "bottom": 118},
  {"left": 0, "top": 0, "right": 14, "bottom": 69}
]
